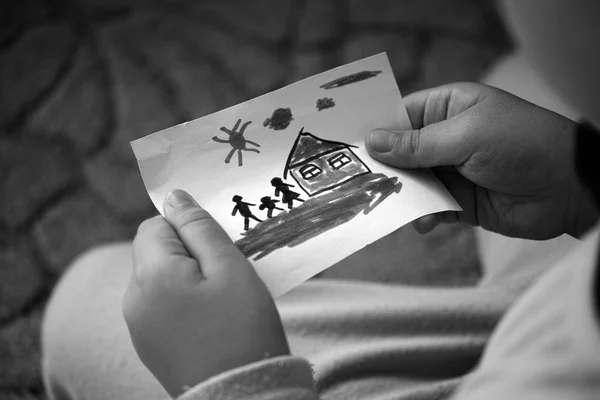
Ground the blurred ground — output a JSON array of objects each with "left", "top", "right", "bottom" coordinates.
[{"left": 0, "top": 0, "right": 511, "bottom": 397}]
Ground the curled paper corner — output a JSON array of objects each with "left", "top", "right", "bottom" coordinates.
[{"left": 131, "top": 134, "right": 176, "bottom": 162}]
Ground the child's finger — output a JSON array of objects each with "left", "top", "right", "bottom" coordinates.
[
  {"left": 412, "top": 214, "right": 440, "bottom": 234},
  {"left": 403, "top": 82, "right": 487, "bottom": 128},
  {"left": 132, "top": 215, "right": 200, "bottom": 282},
  {"left": 412, "top": 211, "right": 461, "bottom": 234},
  {"left": 163, "top": 190, "right": 248, "bottom": 277}
]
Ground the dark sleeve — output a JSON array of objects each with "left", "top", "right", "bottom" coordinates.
[
  {"left": 575, "top": 122, "right": 600, "bottom": 206},
  {"left": 575, "top": 121, "right": 600, "bottom": 327}
]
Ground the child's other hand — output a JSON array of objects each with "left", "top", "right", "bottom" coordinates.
[
  {"left": 367, "top": 82, "right": 598, "bottom": 240},
  {"left": 123, "top": 190, "right": 289, "bottom": 398}
]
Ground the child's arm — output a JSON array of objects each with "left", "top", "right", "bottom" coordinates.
[{"left": 232, "top": 205, "right": 238, "bottom": 216}]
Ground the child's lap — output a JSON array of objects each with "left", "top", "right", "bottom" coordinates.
[{"left": 42, "top": 242, "right": 526, "bottom": 400}]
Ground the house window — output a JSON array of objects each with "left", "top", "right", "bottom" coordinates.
[
  {"left": 328, "top": 152, "right": 352, "bottom": 170},
  {"left": 299, "top": 163, "right": 322, "bottom": 180}
]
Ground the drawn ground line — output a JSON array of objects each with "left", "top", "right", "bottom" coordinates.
[{"left": 235, "top": 173, "right": 402, "bottom": 260}]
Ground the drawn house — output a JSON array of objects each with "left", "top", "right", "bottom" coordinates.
[{"left": 283, "top": 129, "right": 371, "bottom": 196}]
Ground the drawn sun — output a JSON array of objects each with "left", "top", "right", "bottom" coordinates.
[{"left": 212, "top": 119, "right": 261, "bottom": 166}]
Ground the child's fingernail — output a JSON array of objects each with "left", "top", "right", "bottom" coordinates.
[
  {"left": 165, "top": 190, "right": 198, "bottom": 210},
  {"left": 368, "top": 129, "right": 395, "bottom": 152}
]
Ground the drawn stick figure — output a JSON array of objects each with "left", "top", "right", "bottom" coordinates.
[
  {"left": 271, "top": 177, "right": 305, "bottom": 209},
  {"left": 259, "top": 196, "right": 284, "bottom": 218},
  {"left": 232, "top": 195, "right": 262, "bottom": 231}
]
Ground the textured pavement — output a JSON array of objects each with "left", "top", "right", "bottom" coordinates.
[{"left": 0, "top": 0, "right": 511, "bottom": 397}]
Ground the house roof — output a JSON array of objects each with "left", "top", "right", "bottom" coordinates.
[{"left": 283, "top": 129, "right": 357, "bottom": 178}]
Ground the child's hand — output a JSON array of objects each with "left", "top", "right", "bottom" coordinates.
[
  {"left": 123, "top": 190, "right": 289, "bottom": 398},
  {"left": 367, "top": 82, "right": 598, "bottom": 240}
]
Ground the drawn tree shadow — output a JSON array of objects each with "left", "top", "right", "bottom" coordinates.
[{"left": 236, "top": 172, "right": 402, "bottom": 260}]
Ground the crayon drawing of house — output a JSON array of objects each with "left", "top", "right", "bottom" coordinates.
[
  {"left": 237, "top": 127, "right": 403, "bottom": 261},
  {"left": 283, "top": 129, "right": 371, "bottom": 196}
]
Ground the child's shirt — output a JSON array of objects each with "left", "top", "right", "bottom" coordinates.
[{"left": 454, "top": 226, "right": 600, "bottom": 400}]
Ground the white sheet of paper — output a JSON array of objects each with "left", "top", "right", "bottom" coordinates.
[{"left": 131, "top": 53, "right": 460, "bottom": 297}]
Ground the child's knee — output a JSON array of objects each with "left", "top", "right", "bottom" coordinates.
[
  {"left": 60, "top": 242, "right": 134, "bottom": 292},
  {"left": 43, "top": 242, "right": 134, "bottom": 332},
  {"left": 41, "top": 242, "right": 136, "bottom": 398}
]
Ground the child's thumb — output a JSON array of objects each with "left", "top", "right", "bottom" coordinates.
[
  {"left": 163, "top": 190, "right": 246, "bottom": 274},
  {"left": 365, "top": 120, "right": 472, "bottom": 169}
]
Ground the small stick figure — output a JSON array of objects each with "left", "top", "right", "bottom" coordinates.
[
  {"left": 232, "top": 195, "right": 262, "bottom": 231},
  {"left": 259, "top": 196, "right": 284, "bottom": 218},
  {"left": 271, "top": 177, "right": 305, "bottom": 209}
]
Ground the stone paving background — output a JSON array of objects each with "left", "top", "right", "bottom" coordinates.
[{"left": 0, "top": 0, "right": 512, "bottom": 398}]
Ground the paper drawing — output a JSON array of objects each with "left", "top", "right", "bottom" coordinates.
[
  {"left": 234, "top": 128, "right": 402, "bottom": 260},
  {"left": 320, "top": 70, "right": 382, "bottom": 89},
  {"left": 131, "top": 53, "right": 461, "bottom": 297},
  {"left": 212, "top": 119, "right": 260, "bottom": 166}
]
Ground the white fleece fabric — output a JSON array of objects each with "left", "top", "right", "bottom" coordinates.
[
  {"left": 181, "top": 227, "right": 600, "bottom": 400},
  {"left": 41, "top": 228, "right": 600, "bottom": 400}
]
